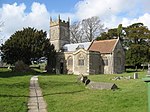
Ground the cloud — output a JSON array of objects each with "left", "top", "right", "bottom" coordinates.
[
  {"left": 0, "top": 3, "right": 26, "bottom": 39},
  {"left": 75, "top": 0, "right": 131, "bottom": 20},
  {"left": 0, "top": 2, "right": 75, "bottom": 42},
  {"left": 121, "top": 13, "right": 150, "bottom": 28},
  {"left": 0, "top": 2, "right": 50, "bottom": 42},
  {"left": 0, "top": 0, "right": 150, "bottom": 43},
  {"left": 74, "top": 0, "right": 150, "bottom": 28}
]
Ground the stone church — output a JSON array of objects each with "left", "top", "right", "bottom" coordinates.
[{"left": 50, "top": 16, "right": 125, "bottom": 75}]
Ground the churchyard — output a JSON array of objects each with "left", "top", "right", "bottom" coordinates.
[
  {"left": 0, "top": 69, "right": 31, "bottom": 112},
  {"left": 0, "top": 68, "right": 148, "bottom": 112},
  {"left": 39, "top": 71, "right": 147, "bottom": 112}
]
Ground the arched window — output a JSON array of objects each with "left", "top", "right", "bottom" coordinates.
[
  {"left": 78, "top": 54, "right": 84, "bottom": 66},
  {"left": 67, "top": 56, "right": 73, "bottom": 66}
]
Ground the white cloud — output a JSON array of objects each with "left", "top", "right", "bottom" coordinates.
[
  {"left": 74, "top": 0, "right": 150, "bottom": 29},
  {"left": 0, "top": 2, "right": 50, "bottom": 42},
  {"left": 0, "top": 2, "right": 75, "bottom": 43},
  {"left": 1, "top": 3, "right": 26, "bottom": 39},
  {"left": 75, "top": 0, "right": 132, "bottom": 20},
  {"left": 0, "top": 0, "right": 150, "bottom": 43},
  {"left": 121, "top": 13, "right": 150, "bottom": 28}
]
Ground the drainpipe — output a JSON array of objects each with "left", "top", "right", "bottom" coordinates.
[{"left": 143, "top": 64, "right": 150, "bottom": 112}]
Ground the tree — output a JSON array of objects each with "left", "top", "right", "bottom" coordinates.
[
  {"left": 125, "top": 23, "right": 150, "bottom": 44},
  {"left": 70, "top": 16, "right": 105, "bottom": 43},
  {"left": 124, "top": 23, "right": 150, "bottom": 66},
  {"left": 96, "top": 28, "right": 118, "bottom": 40},
  {"left": 1, "top": 27, "right": 56, "bottom": 66},
  {"left": 117, "top": 24, "right": 123, "bottom": 38},
  {"left": 126, "top": 44, "right": 150, "bottom": 67},
  {"left": 70, "top": 21, "right": 83, "bottom": 43},
  {"left": 82, "top": 16, "right": 105, "bottom": 42}
]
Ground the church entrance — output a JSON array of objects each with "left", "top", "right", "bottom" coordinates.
[{"left": 60, "top": 62, "right": 64, "bottom": 74}]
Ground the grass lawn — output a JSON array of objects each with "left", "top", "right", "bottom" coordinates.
[
  {"left": 0, "top": 69, "right": 31, "bottom": 112},
  {"left": 39, "top": 70, "right": 148, "bottom": 112}
]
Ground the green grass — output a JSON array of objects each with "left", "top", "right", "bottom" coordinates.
[
  {"left": 0, "top": 68, "right": 31, "bottom": 112},
  {"left": 39, "top": 71, "right": 148, "bottom": 112}
]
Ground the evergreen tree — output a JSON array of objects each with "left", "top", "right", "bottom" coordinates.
[{"left": 1, "top": 27, "right": 56, "bottom": 67}]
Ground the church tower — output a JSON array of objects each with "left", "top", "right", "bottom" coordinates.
[{"left": 50, "top": 15, "right": 70, "bottom": 52}]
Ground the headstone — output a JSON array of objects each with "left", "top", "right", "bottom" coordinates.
[
  {"left": 134, "top": 73, "right": 138, "bottom": 79},
  {"left": 148, "top": 64, "right": 150, "bottom": 76},
  {"left": 87, "top": 82, "right": 118, "bottom": 90},
  {"left": 85, "top": 79, "right": 90, "bottom": 85}
]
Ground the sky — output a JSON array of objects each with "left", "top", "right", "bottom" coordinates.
[{"left": 0, "top": 0, "right": 150, "bottom": 43}]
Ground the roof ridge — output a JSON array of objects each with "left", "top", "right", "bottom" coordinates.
[{"left": 95, "top": 39, "right": 117, "bottom": 42}]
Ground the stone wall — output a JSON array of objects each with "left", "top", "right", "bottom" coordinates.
[
  {"left": 89, "top": 51, "right": 101, "bottom": 74},
  {"left": 73, "top": 49, "right": 89, "bottom": 75},
  {"left": 55, "top": 39, "right": 125, "bottom": 75},
  {"left": 101, "top": 54, "right": 114, "bottom": 74},
  {"left": 112, "top": 40, "right": 125, "bottom": 74},
  {"left": 50, "top": 18, "right": 70, "bottom": 52}
]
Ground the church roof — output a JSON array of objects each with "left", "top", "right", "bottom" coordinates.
[
  {"left": 88, "top": 39, "right": 118, "bottom": 54},
  {"left": 63, "top": 42, "right": 92, "bottom": 52}
]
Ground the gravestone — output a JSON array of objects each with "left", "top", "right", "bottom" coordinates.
[
  {"left": 148, "top": 64, "right": 150, "bottom": 76},
  {"left": 77, "top": 75, "right": 118, "bottom": 90},
  {"left": 77, "top": 74, "right": 90, "bottom": 85},
  {"left": 87, "top": 82, "right": 118, "bottom": 90},
  {"left": 134, "top": 73, "right": 138, "bottom": 79}
]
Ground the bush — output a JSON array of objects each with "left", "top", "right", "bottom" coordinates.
[{"left": 14, "top": 60, "right": 32, "bottom": 72}]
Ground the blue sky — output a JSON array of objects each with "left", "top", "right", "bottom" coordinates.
[
  {"left": 0, "top": 0, "right": 150, "bottom": 42},
  {"left": 0, "top": 0, "right": 79, "bottom": 13}
]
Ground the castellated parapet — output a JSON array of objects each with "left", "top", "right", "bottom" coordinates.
[{"left": 50, "top": 16, "right": 70, "bottom": 27}]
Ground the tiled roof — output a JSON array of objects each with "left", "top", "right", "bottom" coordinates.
[
  {"left": 88, "top": 39, "right": 118, "bottom": 54},
  {"left": 63, "top": 42, "right": 92, "bottom": 52}
]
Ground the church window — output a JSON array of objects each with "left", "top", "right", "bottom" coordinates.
[
  {"left": 78, "top": 55, "right": 84, "bottom": 66},
  {"left": 67, "top": 56, "right": 73, "bottom": 66},
  {"left": 78, "top": 59, "right": 84, "bottom": 66}
]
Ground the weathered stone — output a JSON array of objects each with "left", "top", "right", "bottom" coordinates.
[
  {"left": 87, "top": 82, "right": 118, "bottom": 90},
  {"left": 38, "top": 109, "right": 47, "bottom": 112},
  {"left": 28, "top": 109, "right": 39, "bottom": 112},
  {"left": 27, "top": 102, "right": 38, "bottom": 106},
  {"left": 28, "top": 76, "right": 47, "bottom": 112},
  {"left": 85, "top": 79, "right": 90, "bottom": 85},
  {"left": 38, "top": 102, "right": 47, "bottom": 109},
  {"left": 134, "top": 73, "right": 138, "bottom": 79}
]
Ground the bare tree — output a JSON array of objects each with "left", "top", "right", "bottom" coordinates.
[
  {"left": 70, "top": 21, "right": 84, "bottom": 43},
  {"left": 70, "top": 16, "right": 105, "bottom": 43},
  {"left": 82, "top": 16, "right": 105, "bottom": 42}
]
